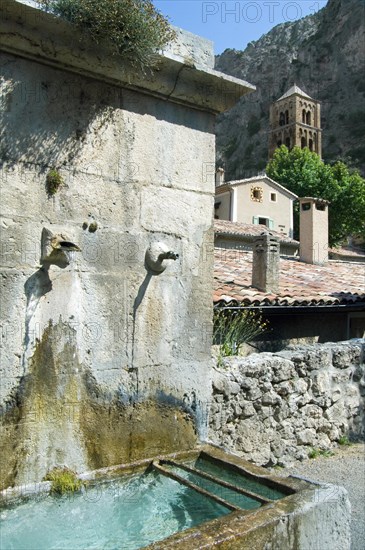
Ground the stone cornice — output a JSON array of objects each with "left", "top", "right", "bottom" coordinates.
[{"left": 0, "top": 0, "right": 255, "bottom": 114}]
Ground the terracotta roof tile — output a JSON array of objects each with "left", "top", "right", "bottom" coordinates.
[
  {"left": 214, "top": 248, "right": 365, "bottom": 307},
  {"left": 214, "top": 220, "right": 298, "bottom": 246}
]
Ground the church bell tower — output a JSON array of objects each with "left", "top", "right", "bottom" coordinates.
[{"left": 268, "top": 85, "right": 322, "bottom": 159}]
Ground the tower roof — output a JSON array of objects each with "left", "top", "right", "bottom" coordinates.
[{"left": 276, "top": 85, "right": 313, "bottom": 101}]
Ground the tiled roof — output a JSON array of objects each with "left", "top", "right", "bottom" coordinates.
[
  {"left": 214, "top": 220, "right": 298, "bottom": 246},
  {"left": 214, "top": 248, "right": 365, "bottom": 307},
  {"left": 329, "top": 246, "right": 365, "bottom": 261},
  {"left": 277, "top": 85, "right": 313, "bottom": 101}
]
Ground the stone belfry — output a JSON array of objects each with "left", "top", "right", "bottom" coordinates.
[{"left": 268, "top": 85, "right": 322, "bottom": 159}]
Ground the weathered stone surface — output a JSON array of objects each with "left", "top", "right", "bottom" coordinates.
[
  {"left": 1, "top": 1, "right": 255, "bottom": 115},
  {"left": 311, "top": 371, "right": 331, "bottom": 395},
  {"left": 241, "top": 401, "right": 256, "bottom": 418},
  {"left": 300, "top": 404, "right": 323, "bottom": 418},
  {"left": 332, "top": 342, "right": 363, "bottom": 369},
  {"left": 262, "top": 390, "right": 281, "bottom": 406},
  {"left": 210, "top": 340, "right": 365, "bottom": 466},
  {"left": 0, "top": 2, "right": 255, "bottom": 489},
  {"left": 212, "top": 374, "right": 240, "bottom": 396},
  {"left": 165, "top": 26, "right": 215, "bottom": 69},
  {"left": 296, "top": 429, "right": 316, "bottom": 446}
]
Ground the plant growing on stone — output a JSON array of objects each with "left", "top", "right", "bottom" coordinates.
[
  {"left": 44, "top": 467, "right": 82, "bottom": 494},
  {"left": 338, "top": 435, "right": 352, "bottom": 446},
  {"left": 213, "top": 308, "right": 267, "bottom": 363},
  {"left": 46, "top": 169, "right": 63, "bottom": 195},
  {"left": 308, "top": 448, "right": 334, "bottom": 459},
  {"left": 308, "top": 448, "right": 320, "bottom": 459},
  {"left": 38, "top": 0, "right": 176, "bottom": 70}
]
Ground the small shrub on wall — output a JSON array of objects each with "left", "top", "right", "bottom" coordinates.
[
  {"left": 46, "top": 168, "right": 63, "bottom": 195},
  {"left": 213, "top": 308, "right": 267, "bottom": 365},
  {"left": 38, "top": 0, "right": 176, "bottom": 70}
]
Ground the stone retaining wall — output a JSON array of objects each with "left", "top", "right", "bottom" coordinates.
[{"left": 209, "top": 340, "right": 365, "bottom": 466}]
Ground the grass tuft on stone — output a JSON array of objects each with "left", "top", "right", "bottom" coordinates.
[
  {"left": 338, "top": 435, "right": 352, "bottom": 446},
  {"left": 308, "top": 448, "right": 334, "bottom": 459},
  {"left": 213, "top": 308, "right": 268, "bottom": 366},
  {"left": 46, "top": 169, "right": 63, "bottom": 195},
  {"left": 44, "top": 467, "right": 82, "bottom": 495}
]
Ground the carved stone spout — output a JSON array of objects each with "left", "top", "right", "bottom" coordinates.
[
  {"left": 145, "top": 242, "right": 179, "bottom": 274},
  {"left": 41, "top": 228, "right": 81, "bottom": 268}
]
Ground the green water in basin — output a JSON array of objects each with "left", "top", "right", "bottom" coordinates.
[
  {"left": 164, "top": 463, "right": 262, "bottom": 510},
  {"left": 194, "top": 457, "right": 287, "bottom": 500},
  {"left": 0, "top": 471, "right": 230, "bottom": 550}
]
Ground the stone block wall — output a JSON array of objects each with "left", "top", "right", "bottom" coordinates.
[
  {"left": 209, "top": 340, "right": 365, "bottom": 466},
  {"left": 0, "top": 1, "right": 254, "bottom": 489},
  {"left": 0, "top": 51, "right": 212, "bottom": 489}
]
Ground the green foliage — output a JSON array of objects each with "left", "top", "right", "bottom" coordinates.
[
  {"left": 44, "top": 467, "right": 82, "bottom": 494},
  {"left": 266, "top": 146, "right": 365, "bottom": 246},
  {"left": 308, "top": 448, "right": 334, "bottom": 459},
  {"left": 338, "top": 435, "right": 352, "bottom": 446},
  {"left": 213, "top": 309, "right": 268, "bottom": 364},
  {"left": 46, "top": 169, "right": 63, "bottom": 195},
  {"left": 38, "top": 0, "right": 176, "bottom": 70},
  {"left": 308, "top": 448, "right": 319, "bottom": 459}
]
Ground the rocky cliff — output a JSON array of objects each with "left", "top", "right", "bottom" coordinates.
[{"left": 215, "top": 0, "right": 365, "bottom": 180}]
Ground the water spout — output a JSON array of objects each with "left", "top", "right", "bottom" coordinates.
[
  {"left": 145, "top": 242, "right": 179, "bottom": 274},
  {"left": 158, "top": 250, "right": 179, "bottom": 262},
  {"left": 40, "top": 228, "right": 81, "bottom": 268}
]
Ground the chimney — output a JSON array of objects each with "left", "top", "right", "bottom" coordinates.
[
  {"left": 215, "top": 167, "right": 225, "bottom": 186},
  {"left": 252, "top": 233, "right": 280, "bottom": 292},
  {"left": 299, "top": 197, "right": 329, "bottom": 264}
]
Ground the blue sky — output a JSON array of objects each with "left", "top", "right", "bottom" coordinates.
[
  {"left": 154, "top": 1, "right": 328, "bottom": 54},
  {"left": 22, "top": 1, "right": 328, "bottom": 55}
]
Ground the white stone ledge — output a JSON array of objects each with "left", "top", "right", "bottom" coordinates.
[{"left": 0, "top": 0, "right": 255, "bottom": 114}]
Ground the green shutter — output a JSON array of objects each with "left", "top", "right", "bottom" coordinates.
[
  {"left": 268, "top": 219, "right": 274, "bottom": 230},
  {"left": 253, "top": 216, "right": 259, "bottom": 224}
]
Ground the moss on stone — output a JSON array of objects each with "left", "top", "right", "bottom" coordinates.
[
  {"left": 44, "top": 467, "right": 82, "bottom": 494},
  {"left": 46, "top": 169, "right": 63, "bottom": 195}
]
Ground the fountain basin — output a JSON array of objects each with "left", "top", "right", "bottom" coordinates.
[{"left": 0, "top": 445, "right": 350, "bottom": 549}]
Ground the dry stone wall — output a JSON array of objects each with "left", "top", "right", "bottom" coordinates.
[{"left": 209, "top": 340, "right": 365, "bottom": 466}]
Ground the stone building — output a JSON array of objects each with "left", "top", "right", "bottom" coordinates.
[
  {"left": 268, "top": 85, "right": 322, "bottom": 158},
  {"left": 0, "top": 0, "right": 255, "bottom": 489},
  {"left": 214, "top": 201, "right": 365, "bottom": 345},
  {"left": 215, "top": 174, "right": 297, "bottom": 238}
]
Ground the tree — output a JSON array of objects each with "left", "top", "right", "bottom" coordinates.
[
  {"left": 266, "top": 146, "right": 365, "bottom": 246},
  {"left": 38, "top": 0, "right": 175, "bottom": 70}
]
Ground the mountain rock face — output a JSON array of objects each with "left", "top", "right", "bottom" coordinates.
[{"left": 215, "top": 0, "right": 365, "bottom": 180}]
